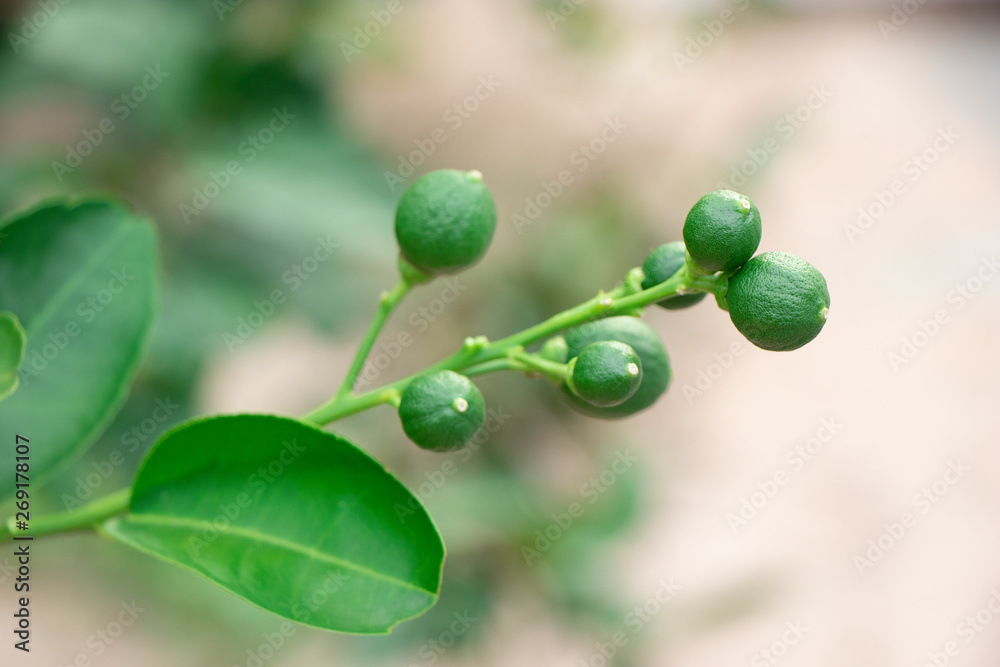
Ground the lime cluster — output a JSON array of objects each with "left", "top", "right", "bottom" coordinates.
[
  {"left": 389, "top": 173, "right": 829, "bottom": 451},
  {"left": 676, "top": 189, "right": 830, "bottom": 352}
]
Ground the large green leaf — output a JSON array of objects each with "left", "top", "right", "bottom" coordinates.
[
  {"left": 0, "top": 199, "right": 157, "bottom": 493},
  {"left": 0, "top": 311, "right": 26, "bottom": 402},
  {"left": 103, "top": 415, "right": 445, "bottom": 634}
]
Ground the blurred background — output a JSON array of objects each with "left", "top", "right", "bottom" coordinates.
[{"left": 2, "top": 0, "right": 999, "bottom": 665}]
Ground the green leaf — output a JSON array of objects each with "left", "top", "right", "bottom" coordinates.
[
  {"left": 103, "top": 415, "right": 445, "bottom": 634},
  {"left": 0, "top": 311, "right": 26, "bottom": 402},
  {"left": 0, "top": 199, "right": 157, "bottom": 492}
]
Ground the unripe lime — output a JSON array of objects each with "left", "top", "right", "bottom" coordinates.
[
  {"left": 726, "top": 251, "right": 830, "bottom": 351},
  {"left": 567, "top": 341, "right": 642, "bottom": 408},
  {"left": 562, "top": 316, "right": 671, "bottom": 419},
  {"left": 682, "top": 190, "right": 761, "bottom": 273},
  {"left": 539, "top": 335, "right": 569, "bottom": 364},
  {"left": 394, "top": 169, "right": 497, "bottom": 275},
  {"left": 641, "top": 241, "right": 707, "bottom": 310},
  {"left": 398, "top": 370, "right": 486, "bottom": 451}
]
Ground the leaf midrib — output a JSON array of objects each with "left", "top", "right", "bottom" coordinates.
[{"left": 117, "top": 512, "right": 437, "bottom": 597}]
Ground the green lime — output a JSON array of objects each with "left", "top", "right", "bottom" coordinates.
[
  {"left": 567, "top": 341, "right": 642, "bottom": 408},
  {"left": 398, "top": 370, "right": 486, "bottom": 451},
  {"left": 395, "top": 169, "right": 497, "bottom": 275},
  {"left": 539, "top": 335, "right": 569, "bottom": 364},
  {"left": 726, "top": 251, "right": 830, "bottom": 351},
  {"left": 641, "top": 241, "right": 708, "bottom": 310},
  {"left": 562, "top": 316, "right": 671, "bottom": 419},
  {"left": 682, "top": 190, "right": 761, "bottom": 273}
]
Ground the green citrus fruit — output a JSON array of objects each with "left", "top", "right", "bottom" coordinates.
[
  {"left": 539, "top": 335, "right": 569, "bottom": 364},
  {"left": 726, "top": 251, "right": 830, "bottom": 351},
  {"left": 641, "top": 241, "right": 708, "bottom": 310},
  {"left": 682, "top": 190, "right": 762, "bottom": 273},
  {"left": 562, "top": 316, "right": 671, "bottom": 419},
  {"left": 567, "top": 341, "right": 642, "bottom": 408},
  {"left": 398, "top": 370, "right": 486, "bottom": 451},
  {"left": 395, "top": 169, "right": 497, "bottom": 275}
]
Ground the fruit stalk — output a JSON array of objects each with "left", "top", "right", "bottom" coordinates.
[
  {"left": 303, "top": 266, "right": 711, "bottom": 425},
  {"left": 335, "top": 278, "right": 413, "bottom": 399}
]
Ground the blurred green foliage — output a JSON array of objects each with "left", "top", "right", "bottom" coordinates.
[{"left": 0, "top": 0, "right": 684, "bottom": 662}]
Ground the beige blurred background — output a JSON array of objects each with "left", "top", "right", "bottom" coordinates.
[{"left": 3, "top": 0, "right": 1000, "bottom": 665}]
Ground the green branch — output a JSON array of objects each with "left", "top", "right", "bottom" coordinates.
[
  {"left": 304, "top": 265, "right": 722, "bottom": 426},
  {"left": 1, "top": 488, "right": 131, "bottom": 543}
]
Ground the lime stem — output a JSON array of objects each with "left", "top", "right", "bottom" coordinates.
[
  {"left": 335, "top": 278, "right": 413, "bottom": 399},
  {"left": 303, "top": 267, "right": 721, "bottom": 426},
  {"left": 1, "top": 488, "right": 131, "bottom": 543}
]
